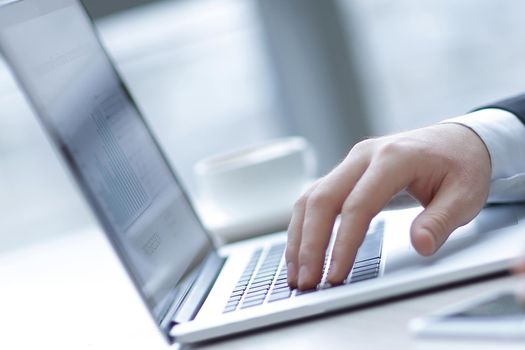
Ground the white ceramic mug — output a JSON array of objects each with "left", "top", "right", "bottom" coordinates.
[{"left": 194, "top": 137, "right": 317, "bottom": 218}]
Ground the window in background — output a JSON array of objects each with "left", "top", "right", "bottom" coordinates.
[{"left": 340, "top": 0, "right": 525, "bottom": 134}]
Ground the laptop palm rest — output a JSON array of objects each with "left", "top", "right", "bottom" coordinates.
[{"left": 383, "top": 205, "right": 521, "bottom": 273}]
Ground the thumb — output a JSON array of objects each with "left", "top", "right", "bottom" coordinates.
[{"left": 410, "top": 185, "right": 480, "bottom": 256}]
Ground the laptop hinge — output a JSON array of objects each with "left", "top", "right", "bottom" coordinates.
[{"left": 160, "top": 252, "right": 225, "bottom": 338}]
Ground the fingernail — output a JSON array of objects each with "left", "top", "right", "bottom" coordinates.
[{"left": 298, "top": 265, "right": 310, "bottom": 288}]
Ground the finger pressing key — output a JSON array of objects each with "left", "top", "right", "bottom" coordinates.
[
  {"left": 286, "top": 180, "right": 321, "bottom": 288},
  {"left": 295, "top": 154, "right": 370, "bottom": 290},
  {"left": 328, "top": 158, "right": 413, "bottom": 284},
  {"left": 297, "top": 188, "right": 340, "bottom": 290}
]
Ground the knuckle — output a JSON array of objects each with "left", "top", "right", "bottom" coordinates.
[
  {"left": 376, "top": 135, "right": 434, "bottom": 160},
  {"left": 306, "top": 190, "right": 334, "bottom": 211},
  {"left": 376, "top": 140, "right": 408, "bottom": 158},
  {"left": 341, "top": 200, "right": 359, "bottom": 215},
  {"left": 349, "top": 138, "right": 374, "bottom": 156},
  {"left": 293, "top": 194, "right": 308, "bottom": 212}
]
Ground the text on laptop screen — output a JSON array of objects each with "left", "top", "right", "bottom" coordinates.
[{"left": 0, "top": 0, "right": 213, "bottom": 321}]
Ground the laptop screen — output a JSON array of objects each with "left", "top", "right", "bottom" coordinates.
[{"left": 0, "top": 0, "right": 213, "bottom": 322}]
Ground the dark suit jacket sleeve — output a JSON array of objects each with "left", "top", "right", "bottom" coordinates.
[{"left": 477, "top": 93, "right": 525, "bottom": 124}]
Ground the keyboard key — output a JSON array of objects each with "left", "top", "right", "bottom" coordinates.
[
  {"left": 277, "top": 278, "right": 287, "bottom": 285},
  {"left": 262, "top": 255, "right": 282, "bottom": 263},
  {"left": 352, "top": 263, "right": 379, "bottom": 273},
  {"left": 351, "top": 266, "right": 379, "bottom": 277},
  {"left": 225, "top": 300, "right": 239, "bottom": 308},
  {"left": 250, "top": 280, "right": 272, "bottom": 289},
  {"left": 230, "top": 289, "right": 245, "bottom": 297},
  {"left": 228, "top": 295, "right": 242, "bottom": 303},
  {"left": 242, "top": 295, "right": 266, "bottom": 305},
  {"left": 350, "top": 273, "right": 377, "bottom": 283},
  {"left": 245, "top": 289, "right": 268, "bottom": 298},
  {"left": 232, "top": 285, "right": 247, "bottom": 293},
  {"left": 223, "top": 305, "right": 237, "bottom": 313},
  {"left": 240, "top": 271, "right": 253, "bottom": 278},
  {"left": 246, "top": 285, "right": 270, "bottom": 294},
  {"left": 259, "top": 264, "right": 279, "bottom": 271},
  {"left": 271, "top": 285, "right": 291, "bottom": 293},
  {"left": 261, "top": 260, "right": 280, "bottom": 266},
  {"left": 252, "top": 278, "right": 275, "bottom": 286},
  {"left": 244, "top": 264, "right": 257, "bottom": 271},
  {"left": 352, "top": 265, "right": 378, "bottom": 276},
  {"left": 273, "top": 285, "right": 289, "bottom": 292},
  {"left": 239, "top": 274, "right": 252, "bottom": 281},
  {"left": 255, "top": 271, "right": 272, "bottom": 278},
  {"left": 257, "top": 265, "right": 278, "bottom": 273},
  {"left": 253, "top": 271, "right": 276, "bottom": 280},
  {"left": 353, "top": 257, "right": 380, "bottom": 269},
  {"left": 243, "top": 293, "right": 267, "bottom": 303},
  {"left": 237, "top": 277, "right": 251, "bottom": 285},
  {"left": 268, "top": 291, "right": 292, "bottom": 302},
  {"left": 252, "top": 278, "right": 275, "bottom": 287},
  {"left": 295, "top": 288, "right": 316, "bottom": 296},
  {"left": 243, "top": 297, "right": 266, "bottom": 306},
  {"left": 240, "top": 299, "right": 265, "bottom": 309},
  {"left": 273, "top": 279, "right": 289, "bottom": 287},
  {"left": 275, "top": 278, "right": 287, "bottom": 285},
  {"left": 238, "top": 276, "right": 252, "bottom": 283}
]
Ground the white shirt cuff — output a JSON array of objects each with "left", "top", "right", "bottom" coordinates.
[
  {"left": 442, "top": 108, "right": 525, "bottom": 180},
  {"left": 442, "top": 108, "right": 525, "bottom": 203}
]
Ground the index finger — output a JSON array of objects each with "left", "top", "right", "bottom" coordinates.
[
  {"left": 328, "top": 156, "right": 415, "bottom": 284},
  {"left": 295, "top": 150, "right": 371, "bottom": 290},
  {"left": 286, "top": 180, "right": 321, "bottom": 288}
]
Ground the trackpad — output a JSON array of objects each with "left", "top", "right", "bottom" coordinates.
[{"left": 384, "top": 205, "right": 519, "bottom": 273}]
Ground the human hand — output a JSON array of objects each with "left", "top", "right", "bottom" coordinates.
[{"left": 286, "top": 123, "right": 492, "bottom": 290}]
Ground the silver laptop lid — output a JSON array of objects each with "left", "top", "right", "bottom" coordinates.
[{"left": 0, "top": 0, "right": 215, "bottom": 336}]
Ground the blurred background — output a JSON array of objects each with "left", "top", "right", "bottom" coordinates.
[{"left": 1, "top": 0, "right": 525, "bottom": 252}]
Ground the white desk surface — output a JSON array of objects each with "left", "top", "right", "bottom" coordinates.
[{"left": 1, "top": 227, "right": 524, "bottom": 350}]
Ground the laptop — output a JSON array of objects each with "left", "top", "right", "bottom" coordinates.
[{"left": 1, "top": 0, "right": 525, "bottom": 344}]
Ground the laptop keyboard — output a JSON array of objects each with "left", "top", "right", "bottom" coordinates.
[{"left": 223, "top": 220, "right": 384, "bottom": 313}]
